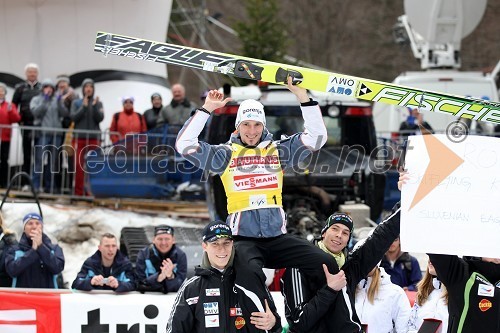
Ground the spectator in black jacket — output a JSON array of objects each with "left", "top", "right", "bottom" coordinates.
[
  {"left": 5, "top": 213, "right": 65, "bottom": 288},
  {"left": 135, "top": 225, "right": 187, "bottom": 293},
  {"left": 72, "top": 233, "right": 135, "bottom": 292},
  {"left": 11, "top": 63, "right": 41, "bottom": 184},
  {"left": 167, "top": 221, "right": 281, "bottom": 333},
  {"left": 281, "top": 207, "right": 402, "bottom": 333},
  {"left": 0, "top": 213, "right": 17, "bottom": 287},
  {"left": 70, "top": 78, "right": 104, "bottom": 196}
]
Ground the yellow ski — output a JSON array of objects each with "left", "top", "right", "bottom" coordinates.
[{"left": 94, "top": 31, "right": 500, "bottom": 124}]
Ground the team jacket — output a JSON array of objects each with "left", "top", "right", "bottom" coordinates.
[
  {"left": 71, "top": 250, "right": 136, "bottom": 292},
  {"left": 407, "top": 277, "right": 449, "bottom": 333},
  {"left": 167, "top": 250, "right": 281, "bottom": 333},
  {"left": 5, "top": 233, "right": 65, "bottom": 288},
  {"left": 175, "top": 101, "right": 327, "bottom": 238},
  {"left": 281, "top": 203, "right": 401, "bottom": 333},
  {"left": 429, "top": 254, "right": 500, "bottom": 333},
  {"left": 135, "top": 243, "right": 187, "bottom": 293},
  {"left": 354, "top": 267, "right": 411, "bottom": 333}
]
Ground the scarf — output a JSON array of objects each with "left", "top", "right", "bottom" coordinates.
[{"left": 318, "top": 240, "right": 346, "bottom": 268}]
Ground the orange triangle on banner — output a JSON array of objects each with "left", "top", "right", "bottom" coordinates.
[{"left": 409, "top": 131, "right": 465, "bottom": 210}]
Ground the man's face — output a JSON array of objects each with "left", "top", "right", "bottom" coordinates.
[
  {"left": 0, "top": 87, "right": 5, "bottom": 99},
  {"left": 153, "top": 234, "right": 175, "bottom": 254},
  {"left": 152, "top": 96, "right": 162, "bottom": 108},
  {"left": 24, "top": 219, "right": 42, "bottom": 236},
  {"left": 98, "top": 237, "right": 118, "bottom": 263},
  {"left": 202, "top": 238, "right": 233, "bottom": 270},
  {"left": 238, "top": 120, "right": 264, "bottom": 146},
  {"left": 171, "top": 84, "right": 185, "bottom": 103},
  {"left": 25, "top": 68, "right": 38, "bottom": 82},
  {"left": 322, "top": 223, "right": 350, "bottom": 254}
]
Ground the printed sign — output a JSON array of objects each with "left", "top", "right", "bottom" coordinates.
[
  {"left": 401, "top": 134, "right": 500, "bottom": 258},
  {"left": 0, "top": 289, "right": 289, "bottom": 332},
  {"left": 233, "top": 174, "right": 279, "bottom": 191}
]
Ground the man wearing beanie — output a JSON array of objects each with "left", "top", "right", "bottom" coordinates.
[
  {"left": 5, "top": 213, "right": 65, "bottom": 288},
  {"left": 70, "top": 78, "right": 104, "bottom": 196},
  {"left": 167, "top": 221, "right": 280, "bottom": 333},
  {"left": 282, "top": 205, "right": 403, "bottom": 333},
  {"left": 135, "top": 225, "right": 187, "bottom": 293},
  {"left": 176, "top": 77, "right": 336, "bottom": 319}
]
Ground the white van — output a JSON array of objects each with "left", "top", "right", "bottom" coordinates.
[{"left": 373, "top": 70, "right": 499, "bottom": 136}]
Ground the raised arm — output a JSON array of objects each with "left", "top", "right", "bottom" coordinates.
[
  {"left": 175, "top": 90, "right": 232, "bottom": 174},
  {"left": 287, "top": 76, "right": 327, "bottom": 150}
]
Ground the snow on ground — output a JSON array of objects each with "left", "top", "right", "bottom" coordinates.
[{"left": 1, "top": 202, "right": 201, "bottom": 287}]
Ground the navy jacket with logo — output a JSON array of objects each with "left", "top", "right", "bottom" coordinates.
[
  {"left": 167, "top": 250, "right": 281, "bottom": 333},
  {"left": 135, "top": 243, "right": 187, "bottom": 293},
  {"left": 5, "top": 233, "right": 64, "bottom": 288},
  {"left": 72, "top": 250, "right": 136, "bottom": 292}
]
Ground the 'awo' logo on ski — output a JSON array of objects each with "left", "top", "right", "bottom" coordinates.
[{"left": 327, "top": 76, "right": 356, "bottom": 96}]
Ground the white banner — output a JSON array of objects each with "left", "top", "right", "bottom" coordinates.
[
  {"left": 60, "top": 291, "right": 286, "bottom": 332},
  {"left": 401, "top": 134, "right": 500, "bottom": 258},
  {"left": 61, "top": 293, "right": 173, "bottom": 333}
]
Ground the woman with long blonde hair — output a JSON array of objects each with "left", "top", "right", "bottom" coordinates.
[
  {"left": 407, "top": 259, "right": 448, "bottom": 333},
  {"left": 0, "top": 212, "right": 17, "bottom": 287},
  {"left": 354, "top": 239, "right": 411, "bottom": 333}
]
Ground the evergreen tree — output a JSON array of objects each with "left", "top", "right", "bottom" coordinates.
[{"left": 233, "top": 0, "right": 289, "bottom": 63}]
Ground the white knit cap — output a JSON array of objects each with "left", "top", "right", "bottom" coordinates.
[{"left": 235, "top": 99, "right": 266, "bottom": 129}]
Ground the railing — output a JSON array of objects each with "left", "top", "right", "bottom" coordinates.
[{"left": 0, "top": 124, "right": 183, "bottom": 199}]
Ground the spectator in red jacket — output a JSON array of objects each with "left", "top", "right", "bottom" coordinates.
[
  {"left": 109, "top": 96, "right": 147, "bottom": 145},
  {"left": 0, "top": 83, "right": 21, "bottom": 188}
]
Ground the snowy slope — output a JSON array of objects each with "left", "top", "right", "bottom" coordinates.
[{"left": 1, "top": 202, "right": 201, "bottom": 286}]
